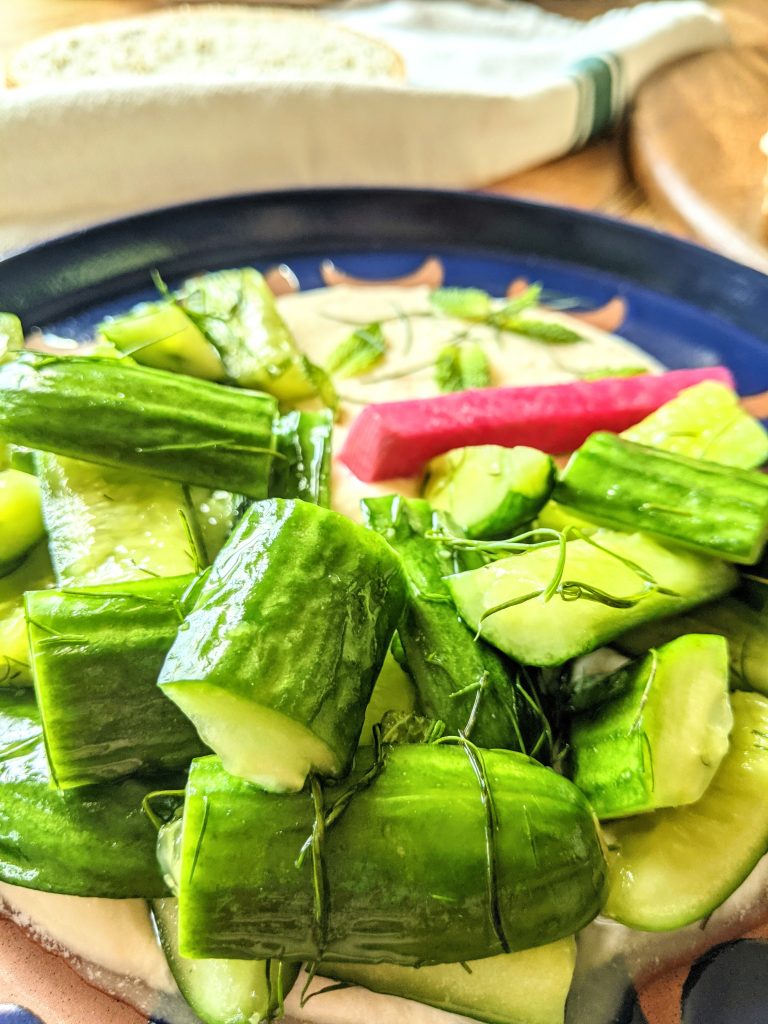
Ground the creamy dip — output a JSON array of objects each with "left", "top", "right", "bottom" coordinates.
[{"left": 3, "top": 283, "right": 696, "bottom": 1024}]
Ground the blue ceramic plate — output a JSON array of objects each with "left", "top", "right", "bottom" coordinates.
[{"left": 1, "top": 187, "right": 768, "bottom": 1024}]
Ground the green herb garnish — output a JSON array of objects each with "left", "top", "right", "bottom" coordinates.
[
  {"left": 326, "top": 323, "right": 387, "bottom": 379},
  {"left": 435, "top": 342, "right": 491, "bottom": 393}
]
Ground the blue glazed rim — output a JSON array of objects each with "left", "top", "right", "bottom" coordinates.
[{"left": 1, "top": 187, "right": 768, "bottom": 1024}]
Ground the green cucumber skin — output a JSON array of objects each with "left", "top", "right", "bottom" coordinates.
[
  {"left": 424, "top": 446, "right": 555, "bottom": 539},
  {"left": 178, "top": 746, "right": 605, "bottom": 965},
  {"left": 603, "top": 691, "right": 768, "bottom": 931},
  {"left": 27, "top": 576, "right": 206, "bottom": 789},
  {"left": 152, "top": 898, "right": 299, "bottom": 1024},
  {"left": 0, "top": 355, "right": 277, "bottom": 498},
  {"left": 160, "top": 499, "right": 407, "bottom": 780},
  {"left": 271, "top": 410, "right": 333, "bottom": 507},
  {"left": 555, "top": 432, "right": 768, "bottom": 564},
  {"left": 448, "top": 531, "right": 738, "bottom": 668},
  {"left": 362, "top": 496, "right": 541, "bottom": 754},
  {"left": 0, "top": 690, "right": 180, "bottom": 897}
]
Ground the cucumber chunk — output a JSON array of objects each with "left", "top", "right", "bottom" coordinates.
[
  {"left": 36, "top": 452, "right": 200, "bottom": 585},
  {"left": 603, "top": 691, "right": 768, "bottom": 930},
  {"left": 179, "top": 267, "right": 320, "bottom": 403},
  {"left": 0, "top": 689, "right": 181, "bottom": 897},
  {"left": 555, "top": 432, "right": 768, "bottom": 564},
  {"left": 0, "top": 355, "right": 278, "bottom": 498},
  {"left": 622, "top": 380, "right": 768, "bottom": 469},
  {"left": 448, "top": 530, "right": 737, "bottom": 667},
  {"left": 160, "top": 499, "right": 406, "bottom": 791},
  {"left": 569, "top": 635, "right": 732, "bottom": 818},
  {"left": 153, "top": 898, "right": 298, "bottom": 1024},
  {"left": 0, "top": 469, "right": 44, "bottom": 573},
  {"left": 99, "top": 301, "right": 227, "bottom": 381},
  {"left": 322, "top": 938, "right": 576, "bottom": 1024},
  {"left": 27, "top": 575, "right": 206, "bottom": 788},
  {"left": 177, "top": 746, "right": 605, "bottom": 964},
  {"left": 0, "top": 543, "right": 54, "bottom": 686},
  {"left": 362, "top": 496, "right": 542, "bottom": 754},
  {"left": 423, "top": 445, "right": 554, "bottom": 538}
]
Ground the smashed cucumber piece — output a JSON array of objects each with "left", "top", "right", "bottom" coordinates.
[
  {"left": 176, "top": 745, "right": 605, "bottom": 964},
  {"left": 27, "top": 575, "right": 206, "bottom": 788},
  {"left": 622, "top": 380, "right": 768, "bottom": 469},
  {"left": 569, "top": 635, "right": 732, "bottom": 818},
  {"left": 321, "top": 938, "right": 576, "bottom": 1024},
  {"left": 153, "top": 898, "right": 298, "bottom": 1024},
  {"left": 603, "top": 691, "right": 768, "bottom": 930},
  {"left": 423, "top": 445, "right": 554, "bottom": 538},
  {"left": 270, "top": 409, "right": 333, "bottom": 507},
  {"left": 555, "top": 432, "right": 768, "bottom": 564},
  {"left": 447, "top": 529, "right": 738, "bottom": 667},
  {"left": 179, "top": 267, "right": 320, "bottom": 403},
  {"left": 362, "top": 496, "right": 541, "bottom": 754},
  {"left": 617, "top": 596, "right": 768, "bottom": 698},
  {"left": 98, "top": 301, "right": 226, "bottom": 381},
  {"left": 159, "top": 499, "right": 406, "bottom": 791},
  {"left": 35, "top": 452, "right": 200, "bottom": 585},
  {"left": 0, "top": 689, "right": 181, "bottom": 897}
]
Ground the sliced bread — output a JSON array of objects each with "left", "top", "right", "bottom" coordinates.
[{"left": 7, "top": 4, "right": 405, "bottom": 87}]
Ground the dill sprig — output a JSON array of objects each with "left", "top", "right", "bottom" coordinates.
[{"left": 436, "top": 735, "right": 510, "bottom": 953}]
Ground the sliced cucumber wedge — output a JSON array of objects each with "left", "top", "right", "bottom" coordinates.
[
  {"left": 448, "top": 530, "right": 737, "bottom": 667},
  {"left": 153, "top": 898, "right": 298, "bottom": 1024},
  {"left": 99, "top": 301, "right": 227, "bottom": 381},
  {"left": 603, "top": 691, "right": 768, "bottom": 930},
  {"left": 36, "top": 452, "right": 200, "bottom": 585},
  {"left": 569, "top": 635, "right": 732, "bottom": 818},
  {"left": 322, "top": 938, "right": 576, "bottom": 1024},
  {"left": 359, "top": 651, "right": 417, "bottom": 747},
  {"left": 423, "top": 445, "right": 554, "bottom": 538},
  {"left": 622, "top": 380, "right": 768, "bottom": 470},
  {"left": 0, "top": 469, "right": 44, "bottom": 573}
]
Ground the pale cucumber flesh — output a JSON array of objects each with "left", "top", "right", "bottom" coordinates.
[
  {"left": 153, "top": 898, "right": 298, "bottom": 1024},
  {"left": 324, "top": 938, "right": 576, "bottom": 1024},
  {"left": 448, "top": 530, "right": 737, "bottom": 667},
  {"left": 0, "top": 469, "right": 44, "bottom": 569},
  {"left": 161, "top": 684, "right": 340, "bottom": 792},
  {"left": 603, "top": 691, "right": 768, "bottom": 930}
]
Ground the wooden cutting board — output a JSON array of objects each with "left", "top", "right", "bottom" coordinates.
[{"left": 631, "top": 45, "right": 768, "bottom": 273}]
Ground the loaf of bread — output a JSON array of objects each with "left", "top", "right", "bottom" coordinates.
[{"left": 7, "top": 4, "right": 406, "bottom": 87}]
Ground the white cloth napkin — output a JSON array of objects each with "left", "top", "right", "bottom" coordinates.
[{"left": 0, "top": 0, "right": 727, "bottom": 253}]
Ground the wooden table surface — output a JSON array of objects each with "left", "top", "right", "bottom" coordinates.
[{"left": 3, "top": 0, "right": 768, "bottom": 251}]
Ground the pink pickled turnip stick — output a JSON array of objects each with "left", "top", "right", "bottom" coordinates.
[{"left": 339, "top": 366, "right": 735, "bottom": 483}]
